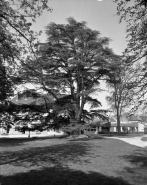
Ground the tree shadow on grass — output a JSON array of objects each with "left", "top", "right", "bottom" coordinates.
[
  {"left": 0, "top": 138, "right": 46, "bottom": 147},
  {"left": 1, "top": 165, "right": 132, "bottom": 185},
  {"left": 0, "top": 139, "right": 145, "bottom": 185},
  {"left": 119, "top": 148, "right": 147, "bottom": 185},
  {"left": 69, "top": 136, "right": 105, "bottom": 142},
  {"left": 122, "top": 148, "right": 147, "bottom": 168},
  {"left": 0, "top": 136, "right": 67, "bottom": 147},
  {"left": 0, "top": 142, "right": 92, "bottom": 166}
]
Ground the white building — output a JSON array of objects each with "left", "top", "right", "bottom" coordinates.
[{"left": 110, "top": 113, "right": 145, "bottom": 133}]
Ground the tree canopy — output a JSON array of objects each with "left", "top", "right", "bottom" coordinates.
[
  {"left": 20, "top": 17, "right": 117, "bottom": 124},
  {"left": 0, "top": 0, "right": 52, "bottom": 85},
  {"left": 0, "top": 0, "right": 52, "bottom": 131},
  {"left": 114, "top": 0, "right": 147, "bottom": 61}
]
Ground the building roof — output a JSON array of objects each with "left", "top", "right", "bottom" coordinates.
[
  {"left": 109, "top": 117, "right": 116, "bottom": 122},
  {"left": 10, "top": 93, "right": 71, "bottom": 106},
  {"left": 11, "top": 94, "right": 54, "bottom": 105},
  {"left": 121, "top": 113, "right": 142, "bottom": 122},
  {"left": 85, "top": 121, "right": 110, "bottom": 128},
  {"left": 109, "top": 113, "right": 142, "bottom": 124},
  {"left": 139, "top": 115, "right": 147, "bottom": 123},
  {"left": 111, "top": 121, "right": 139, "bottom": 127}
]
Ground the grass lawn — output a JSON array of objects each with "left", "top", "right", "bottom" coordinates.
[
  {"left": 0, "top": 137, "right": 147, "bottom": 185},
  {"left": 109, "top": 133, "right": 145, "bottom": 138}
]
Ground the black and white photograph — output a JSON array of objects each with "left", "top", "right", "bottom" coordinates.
[{"left": 0, "top": 0, "right": 147, "bottom": 185}]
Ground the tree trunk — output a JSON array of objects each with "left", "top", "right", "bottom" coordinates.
[
  {"left": 75, "top": 96, "right": 85, "bottom": 124},
  {"left": 114, "top": 84, "right": 121, "bottom": 135},
  {"left": 116, "top": 108, "right": 121, "bottom": 134},
  {"left": 75, "top": 104, "right": 81, "bottom": 123}
]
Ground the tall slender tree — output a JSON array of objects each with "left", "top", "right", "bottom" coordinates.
[
  {"left": 106, "top": 59, "right": 141, "bottom": 133},
  {"left": 114, "top": 0, "right": 147, "bottom": 114}
]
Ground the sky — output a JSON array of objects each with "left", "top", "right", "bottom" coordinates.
[
  {"left": 32, "top": 0, "right": 127, "bottom": 55},
  {"left": 29, "top": 0, "right": 128, "bottom": 109}
]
